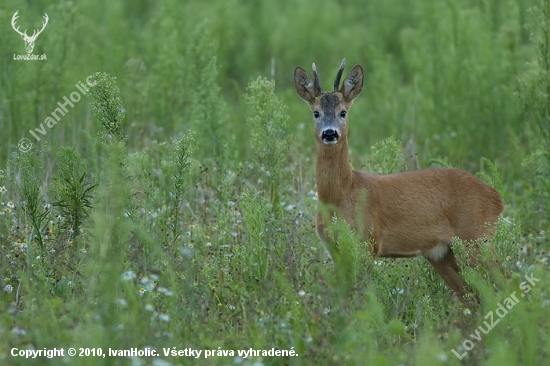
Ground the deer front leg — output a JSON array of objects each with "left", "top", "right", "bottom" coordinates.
[{"left": 316, "top": 211, "right": 340, "bottom": 261}]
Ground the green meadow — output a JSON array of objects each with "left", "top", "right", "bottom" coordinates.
[{"left": 0, "top": 0, "right": 549, "bottom": 365}]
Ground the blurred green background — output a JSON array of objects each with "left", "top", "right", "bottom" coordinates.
[{"left": 0, "top": 0, "right": 535, "bottom": 165}]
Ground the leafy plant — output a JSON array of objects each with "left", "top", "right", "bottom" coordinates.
[
  {"left": 477, "top": 157, "right": 506, "bottom": 197},
  {"left": 517, "top": 0, "right": 550, "bottom": 232},
  {"left": 240, "top": 189, "right": 269, "bottom": 281},
  {"left": 167, "top": 133, "right": 195, "bottom": 249},
  {"left": 50, "top": 147, "right": 97, "bottom": 239},
  {"left": 7, "top": 145, "right": 50, "bottom": 253},
  {"left": 367, "top": 136, "right": 404, "bottom": 174},
  {"left": 89, "top": 72, "right": 127, "bottom": 144},
  {"left": 245, "top": 77, "right": 290, "bottom": 206}
]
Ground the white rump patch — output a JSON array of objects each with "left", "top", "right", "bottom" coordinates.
[{"left": 424, "top": 243, "right": 449, "bottom": 262}]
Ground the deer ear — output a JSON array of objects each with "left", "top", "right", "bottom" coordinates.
[
  {"left": 294, "top": 67, "right": 319, "bottom": 103},
  {"left": 340, "top": 65, "right": 363, "bottom": 102}
]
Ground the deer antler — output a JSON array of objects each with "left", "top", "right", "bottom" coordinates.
[
  {"left": 30, "top": 13, "right": 49, "bottom": 40},
  {"left": 11, "top": 11, "right": 28, "bottom": 37},
  {"left": 312, "top": 63, "right": 323, "bottom": 94},
  {"left": 334, "top": 58, "right": 346, "bottom": 91},
  {"left": 11, "top": 12, "right": 48, "bottom": 40}
]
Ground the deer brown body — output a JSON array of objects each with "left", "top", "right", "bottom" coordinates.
[{"left": 294, "top": 59, "right": 504, "bottom": 297}]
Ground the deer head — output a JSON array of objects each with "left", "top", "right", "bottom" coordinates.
[
  {"left": 294, "top": 59, "right": 364, "bottom": 146},
  {"left": 11, "top": 11, "right": 49, "bottom": 54}
]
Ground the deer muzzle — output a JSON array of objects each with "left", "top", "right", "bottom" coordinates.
[{"left": 321, "top": 128, "right": 339, "bottom": 144}]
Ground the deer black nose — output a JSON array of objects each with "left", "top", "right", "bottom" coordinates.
[{"left": 321, "top": 128, "right": 339, "bottom": 143}]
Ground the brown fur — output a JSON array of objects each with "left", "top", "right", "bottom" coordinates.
[{"left": 295, "top": 60, "right": 504, "bottom": 297}]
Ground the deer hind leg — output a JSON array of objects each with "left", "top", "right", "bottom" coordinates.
[{"left": 426, "top": 248, "right": 469, "bottom": 298}]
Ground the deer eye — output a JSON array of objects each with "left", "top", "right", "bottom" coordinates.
[
  {"left": 340, "top": 110, "right": 347, "bottom": 118},
  {"left": 313, "top": 111, "right": 320, "bottom": 118}
]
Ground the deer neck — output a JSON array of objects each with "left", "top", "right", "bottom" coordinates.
[{"left": 315, "top": 136, "right": 352, "bottom": 205}]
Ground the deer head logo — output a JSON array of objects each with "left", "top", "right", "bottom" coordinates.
[{"left": 11, "top": 11, "right": 49, "bottom": 54}]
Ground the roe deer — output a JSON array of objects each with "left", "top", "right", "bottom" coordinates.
[{"left": 294, "top": 59, "right": 504, "bottom": 297}]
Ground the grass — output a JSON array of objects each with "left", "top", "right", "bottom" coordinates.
[{"left": 1, "top": 0, "right": 549, "bottom": 365}]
